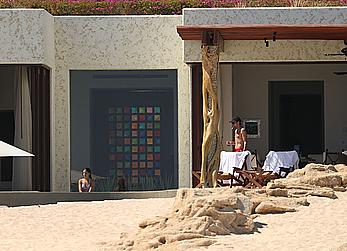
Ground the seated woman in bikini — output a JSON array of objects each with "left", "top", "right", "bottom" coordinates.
[
  {"left": 78, "top": 168, "right": 95, "bottom": 192},
  {"left": 226, "top": 116, "right": 247, "bottom": 152}
]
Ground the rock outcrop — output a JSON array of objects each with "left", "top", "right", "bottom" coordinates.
[
  {"left": 268, "top": 163, "right": 347, "bottom": 196},
  {"left": 117, "top": 163, "right": 347, "bottom": 250},
  {"left": 117, "top": 188, "right": 255, "bottom": 250}
]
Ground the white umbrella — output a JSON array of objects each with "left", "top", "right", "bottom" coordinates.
[{"left": 0, "top": 141, "right": 34, "bottom": 157}]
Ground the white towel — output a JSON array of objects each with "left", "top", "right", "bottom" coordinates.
[
  {"left": 263, "top": 150, "right": 299, "bottom": 174},
  {"left": 219, "top": 150, "right": 252, "bottom": 174}
]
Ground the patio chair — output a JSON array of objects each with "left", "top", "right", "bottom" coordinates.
[
  {"left": 233, "top": 168, "right": 264, "bottom": 188},
  {"left": 216, "top": 150, "right": 275, "bottom": 189},
  {"left": 216, "top": 171, "right": 244, "bottom": 187},
  {"left": 239, "top": 150, "right": 283, "bottom": 188},
  {"left": 217, "top": 150, "right": 267, "bottom": 189},
  {"left": 240, "top": 151, "right": 290, "bottom": 186},
  {"left": 217, "top": 164, "right": 272, "bottom": 189},
  {"left": 323, "top": 149, "right": 347, "bottom": 165},
  {"left": 192, "top": 170, "right": 203, "bottom": 188},
  {"left": 235, "top": 150, "right": 271, "bottom": 188},
  {"left": 217, "top": 166, "right": 248, "bottom": 188},
  {"left": 216, "top": 151, "right": 252, "bottom": 188},
  {"left": 278, "top": 166, "right": 294, "bottom": 177},
  {"left": 250, "top": 150, "right": 263, "bottom": 172},
  {"left": 262, "top": 150, "right": 299, "bottom": 178}
]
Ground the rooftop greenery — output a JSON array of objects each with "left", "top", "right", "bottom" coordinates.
[{"left": 0, "top": 0, "right": 346, "bottom": 15}]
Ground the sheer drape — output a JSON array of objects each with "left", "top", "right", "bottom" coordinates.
[{"left": 12, "top": 66, "right": 32, "bottom": 191}]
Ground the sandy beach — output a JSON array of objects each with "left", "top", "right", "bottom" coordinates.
[
  {"left": 209, "top": 191, "right": 347, "bottom": 251},
  {"left": 0, "top": 192, "right": 346, "bottom": 251},
  {"left": 0, "top": 198, "right": 173, "bottom": 251}
]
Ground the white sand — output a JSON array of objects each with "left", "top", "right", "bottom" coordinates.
[
  {"left": 208, "top": 192, "right": 347, "bottom": 251},
  {"left": 0, "top": 193, "right": 346, "bottom": 251},
  {"left": 0, "top": 198, "right": 173, "bottom": 251}
]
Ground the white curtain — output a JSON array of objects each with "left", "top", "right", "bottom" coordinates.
[{"left": 12, "top": 66, "right": 33, "bottom": 191}]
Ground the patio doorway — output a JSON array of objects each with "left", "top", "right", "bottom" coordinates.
[
  {"left": 269, "top": 81, "right": 324, "bottom": 155},
  {"left": 0, "top": 65, "right": 51, "bottom": 191},
  {"left": 70, "top": 70, "right": 178, "bottom": 191},
  {"left": 191, "top": 64, "right": 203, "bottom": 187}
]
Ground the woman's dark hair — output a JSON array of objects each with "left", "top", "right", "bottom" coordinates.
[
  {"left": 82, "top": 168, "right": 93, "bottom": 179},
  {"left": 231, "top": 116, "right": 242, "bottom": 124}
]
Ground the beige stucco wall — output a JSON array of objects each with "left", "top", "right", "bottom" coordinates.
[
  {"left": 53, "top": 15, "right": 190, "bottom": 191},
  {"left": 2, "top": 7, "right": 347, "bottom": 191},
  {"left": 231, "top": 63, "right": 347, "bottom": 159},
  {"left": 182, "top": 7, "right": 347, "bottom": 161},
  {"left": 0, "top": 9, "right": 55, "bottom": 66},
  {"left": 183, "top": 8, "right": 347, "bottom": 62},
  {"left": 219, "top": 64, "right": 233, "bottom": 150}
]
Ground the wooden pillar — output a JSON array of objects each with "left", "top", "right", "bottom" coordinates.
[{"left": 199, "top": 30, "right": 223, "bottom": 188}]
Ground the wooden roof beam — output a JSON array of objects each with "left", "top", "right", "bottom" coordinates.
[{"left": 177, "top": 24, "right": 347, "bottom": 41}]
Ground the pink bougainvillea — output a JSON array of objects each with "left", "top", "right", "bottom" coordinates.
[{"left": 0, "top": 0, "right": 346, "bottom": 15}]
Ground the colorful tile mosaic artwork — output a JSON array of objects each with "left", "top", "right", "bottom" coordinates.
[{"left": 108, "top": 106, "right": 161, "bottom": 182}]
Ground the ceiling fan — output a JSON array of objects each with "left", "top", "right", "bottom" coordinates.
[
  {"left": 324, "top": 40, "right": 347, "bottom": 75},
  {"left": 325, "top": 40, "right": 347, "bottom": 57},
  {"left": 324, "top": 47, "right": 347, "bottom": 57},
  {"left": 332, "top": 71, "right": 347, "bottom": 75}
]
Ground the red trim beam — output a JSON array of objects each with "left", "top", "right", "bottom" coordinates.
[{"left": 177, "top": 24, "right": 347, "bottom": 40}]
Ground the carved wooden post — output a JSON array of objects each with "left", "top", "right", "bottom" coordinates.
[{"left": 199, "top": 30, "right": 223, "bottom": 188}]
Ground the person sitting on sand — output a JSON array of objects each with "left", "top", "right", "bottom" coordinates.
[{"left": 78, "top": 168, "right": 95, "bottom": 192}]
